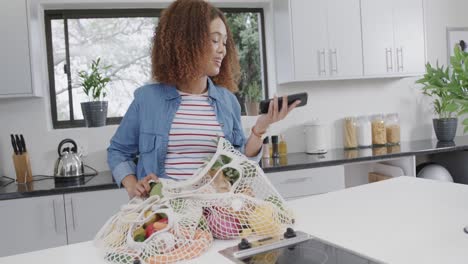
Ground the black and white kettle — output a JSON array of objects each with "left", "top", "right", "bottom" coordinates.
[{"left": 53, "top": 139, "right": 84, "bottom": 177}]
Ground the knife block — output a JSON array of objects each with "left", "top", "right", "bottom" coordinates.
[{"left": 12, "top": 153, "right": 33, "bottom": 184}]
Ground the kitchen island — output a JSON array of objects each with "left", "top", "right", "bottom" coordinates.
[{"left": 1, "top": 177, "right": 467, "bottom": 264}]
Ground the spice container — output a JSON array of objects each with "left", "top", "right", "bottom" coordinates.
[
  {"left": 279, "top": 134, "right": 288, "bottom": 156},
  {"left": 371, "top": 114, "right": 386, "bottom": 146},
  {"left": 271, "top": 135, "right": 280, "bottom": 159},
  {"left": 343, "top": 117, "right": 358, "bottom": 149},
  {"left": 357, "top": 116, "right": 372, "bottom": 148},
  {"left": 262, "top": 137, "right": 270, "bottom": 159},
  {"left": 385, "top": 113, "right": 400, "bottom": 145}
]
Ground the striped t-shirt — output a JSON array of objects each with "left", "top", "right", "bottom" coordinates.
[{"left": 164, "top": 91, "right": 224, "bottom": 180}]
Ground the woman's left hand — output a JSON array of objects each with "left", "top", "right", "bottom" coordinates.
[{"left": 253, "top": 95, "right": 301, "bottom": 134}]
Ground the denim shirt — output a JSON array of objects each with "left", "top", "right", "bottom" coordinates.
[{"left": 107, "top": 78, "right": 261, "bottom": 186}]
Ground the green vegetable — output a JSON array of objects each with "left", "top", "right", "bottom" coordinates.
[
  {"left": 133, "top": 226, "right": 146, "bottom": 241},
  {"left": 134, "top": 234, "right": 146, "bottom": 242},
  {"left": 198, "top": 217, "right": 208, "bottom": 228},
  {"left": 170, "top": 199, "right": 184, "bottom": 213},
  {"left": 223, "top": 167, "right": 240, "bottom": 184},
  {"left": 149, "top": 182, "right": 163, "bottom": 198}
]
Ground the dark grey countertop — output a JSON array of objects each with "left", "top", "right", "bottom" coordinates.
[
  {"left": 0, "top": 170, "right": 118, "bottom": 201},
  {"left": 260, "top": 135, "right": 468, "bottom": 173},
  {"left": 1, "top": 136, "right": 468, "bottom": 201}
]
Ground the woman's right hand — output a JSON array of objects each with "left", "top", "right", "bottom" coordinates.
[{"left": 123, "top": 173, "right": 159, "bottom": 198}]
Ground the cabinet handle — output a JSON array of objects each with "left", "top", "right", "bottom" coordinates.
[
  {"left": 330, "top": 48, "right": 338, "bottom": 74},
  {"left": 397, "top": 47, "right": 404, "bottom": 71},
  {"left": 385, "top": 48, "right": 393, "bottom": 72},
  {"left": 389, "top": 48, "right": 394, "bottom": 71},
  {"left": 70, "top": 198, "right": 77, "bottom": 231},
  {"left": 318, "top": 49, "right": 326, "bottom": 76},
  {"left": 52, "top": 199, "right": 58, "bottom": 234},
  {"left": 396, "top": 48, "right": 400, "bottom": 71},
  {"left": 282, "top": 177, "right": 309, "bottom": 184}
]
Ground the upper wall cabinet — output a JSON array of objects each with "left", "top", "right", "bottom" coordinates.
[
  {"left": 273, "top": 0, "right": 426, "bottom": 83},
  {"left": 0, "top": 0, "right": 39, "bottom": 98},
  {"left": 274, "top": 0, "right": 363, "bottom": 83},
  {"left": 361, "top": 0, "right": 426, "bottom": 76}
]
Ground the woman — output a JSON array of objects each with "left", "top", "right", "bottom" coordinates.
[{"left": 108, "top": 0, "right": 300, "bottom": 198}]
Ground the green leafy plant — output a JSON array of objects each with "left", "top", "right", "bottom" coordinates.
[
  {"left": 78, "top": 58, "right": 112, "bottom": 101},
  {"left": 416, "top": 62, "right": 458, "bottom": 119},
  {"left": 447, "top": 45, "right": 468, "bottom": 132},
  {"left": 241, "top": 81, "right": 262, "bottom": 102}
]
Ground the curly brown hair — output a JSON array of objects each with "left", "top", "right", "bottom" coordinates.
[{"left": 151, "top": 0, "right": 240, "bottom": 92}]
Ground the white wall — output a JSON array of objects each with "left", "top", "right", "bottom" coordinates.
[{"left": 0, "top": 0, "right": 468, "bottom": 179}]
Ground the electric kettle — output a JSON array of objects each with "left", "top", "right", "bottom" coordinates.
[{"left": 53, "top": 138, "right": 85, "bottom": 177}]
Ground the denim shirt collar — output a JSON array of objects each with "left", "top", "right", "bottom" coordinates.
[{"left": 164, "top": 77, "right": 222, "bottom": 101}]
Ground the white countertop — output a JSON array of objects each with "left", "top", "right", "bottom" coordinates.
[{"left": 2, "top": 177, "right": 468, "bottom": 264}]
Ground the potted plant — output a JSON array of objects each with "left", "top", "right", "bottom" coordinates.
[
  {"left": 78, "top": 58, "right": 112, "bottom": 127},
  {"left": 416, "top": 44, "right": 468, "bottom": 141},
  {"left": 241, "top": 81, "right": 262, "bottom": 116}
]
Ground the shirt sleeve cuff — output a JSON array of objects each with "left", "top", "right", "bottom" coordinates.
[
  {"left": 112, "top": 161, "right": 136, "bottom": 187},
  {"left": 238, "top": 144, "right": 263, "bottom": 164},
  {"left": 247, "top": 147, "right": 263, "bottom": 163}
]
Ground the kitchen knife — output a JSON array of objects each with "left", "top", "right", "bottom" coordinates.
[
  {"left": 10, "top": 134, "right": 18, "bottom": 155},
  {"left": 20, "top": 134, "right": 27, "bottom": 152},
  {"left": 14, "top": 134, "right": 22, "bottom": 154}
]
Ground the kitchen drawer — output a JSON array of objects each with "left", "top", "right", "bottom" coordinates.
[{"left": 266, "top": 166, "right": 345, "bottom": 199}]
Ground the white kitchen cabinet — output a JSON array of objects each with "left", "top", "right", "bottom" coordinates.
[
  {"left": 64, "top": 189, "right": 129, "bottom": 244},
  {"left": 361, "top": 0, "right": 425, "bottom": 76},
  {"left": 266, "top": 166, "right": 345, "bottom": 200},
  {"left": 0, "top": 0, "right": 38, "bottom": 98},
  {"left": 0, "top": 195, "right": 67, "bottom": 257},
  {"left": 326, "top": 0, "right": 363, "bottom": 78},
  {"left": 274, "top": 0, "right": 363, "bottom": 83},
  {"left": 0, "top": 189, "right": 128, "bottom": 256}
]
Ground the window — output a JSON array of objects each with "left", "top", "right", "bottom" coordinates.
[{"left": 45, "top": 8, "right": 268, "bottom": 129}]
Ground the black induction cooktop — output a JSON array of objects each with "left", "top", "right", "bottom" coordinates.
[{"left": 219, "top": 229, "right": 381, "bottom": 264}]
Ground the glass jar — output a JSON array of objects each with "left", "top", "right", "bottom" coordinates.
[
  {"left": 343, "top": 117, "right": 358, "bottom": 149},
  {"left": 371, "top": 114, "right": 387, "bottom": 146},
  {"left": 357, "top": 116, "right": 372, "bottom": 148},
  {"left": 385, "top": 113, "right": 400, "bottom": 145}
]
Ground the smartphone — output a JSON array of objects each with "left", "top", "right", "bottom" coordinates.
[{"left": 259, "top": 92, "right": 308, "bottom": 114}]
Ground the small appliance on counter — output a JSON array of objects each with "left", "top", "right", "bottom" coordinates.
[
  {"left": 304, "top": 119, "right": 328, "bottom": 154},
  {"left": 219, "top": 228, "right": 378, "bottom": 263},
  {"left": 53, "top": 138, "right": 85, "bottom": 178}
]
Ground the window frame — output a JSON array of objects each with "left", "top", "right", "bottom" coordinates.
[{"left": 44, "top": 8, "right": 268, "bottom": 129}]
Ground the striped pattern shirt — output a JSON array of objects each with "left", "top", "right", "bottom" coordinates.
[{"left": 164, "top": 91, "right": 224, "bottom": 180}]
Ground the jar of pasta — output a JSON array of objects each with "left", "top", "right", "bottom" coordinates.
[
  {"left": 371, "top": 114, "right": 386, "bottom": 146},
  {"left": 343, "top": 117, "right": 358, "bottom": 149},
  {"left": 385, "top": 113, "right": 400, "bottom": 145}
]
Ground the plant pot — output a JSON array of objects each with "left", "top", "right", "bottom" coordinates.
[
  {"left": 81, "top": 101, "right": 108, "bottom": 127},
  {"left": 433, "top": 118, "right": 457, "bottom": 142},
  {"left": 245, "top": 101, "right": 259, "bottom": 116}
]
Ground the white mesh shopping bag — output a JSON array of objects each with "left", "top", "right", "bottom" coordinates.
[
  {"left": 94, "top": 196, "right": 213, "bottom": 264},
  {"left": 95, "top": 137, "right": 294, "bottom": 264}
]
